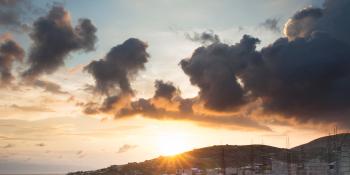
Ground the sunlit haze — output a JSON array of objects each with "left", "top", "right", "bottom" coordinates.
[{"left": 1, "top": 0, "right": 350, "bottom": 174}]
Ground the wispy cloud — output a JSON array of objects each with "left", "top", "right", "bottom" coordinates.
[
  {"left": 259, "top": 18, "right": 281, "bottom": 33},
  {"left": 35, "top": 143, "right": 45, "bottom": 147},
  {"left": 2, "top": 143, "right": 14, "bottom": 149},
  {"left": 10, "top": 104, "right": 54, "bottom": 112},
  {"left": 33, "top": 80, "right": 69, "bottom": 95},
  {"left": 117, "top": 144, "right": 138, "bottom": 153}
]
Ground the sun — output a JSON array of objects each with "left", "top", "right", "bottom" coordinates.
[{"left": 156, "top": 132, "right": 191, "bottom": 156}]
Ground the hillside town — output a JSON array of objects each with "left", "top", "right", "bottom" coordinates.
[
  {"left": 174, "top": 146, "right": 350, "bottom": 175},
  {"left": 144, "top": 146, "right": 350, "bottom": 175}
]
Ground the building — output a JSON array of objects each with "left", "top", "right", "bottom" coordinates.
[
  {"left": 225, "top": 167, "right": 238, "bottom": 175},
  {"left": 303, "top": 159, "right": 328, "bottom": 175},
  {"left": 176, "top": 169, "right": 192, "bottom": 175},
  {"left": 337, "top": 145, "right": 350, "bottom": 175}
]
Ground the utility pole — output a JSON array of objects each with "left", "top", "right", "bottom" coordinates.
[
  {"left": 298, "top": 146, "right": 306, "bottom": 175},
  {"left": 261, "top": 134, "right": 290, "bottom": 175},
  {"left": 336, "top": 131, "right": 350, "bottom": 175},
  {"left": 221, "top": 145, "right": 226, "bottom": 175},
  {"left": 286, "top": 136, "right": 291, "bottom": 175},
  {"left": 250, "top": 145, "right": 255, "bottom": 175},
  {"left": 287, "top": 149, "right": 292, "bottom": 175}
]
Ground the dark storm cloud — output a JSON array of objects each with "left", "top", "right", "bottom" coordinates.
[
  {"left": 153, "top": 80, "right": 178, "bottom": 100},
  {"left": 243, "top": 32, "right": 350, "bottom": 125},
  {"left": 79, "top": 37, "right": 270, "bottom": 130},
  {"left": 0, "top": 38, "right": 24, "bottom": 85},
  {"left": 85, "top": 38, "right": 149, "bottom": 96},
  {"left": 284, "top": 0, "right": 350, "bottom": 45},
  {"left": 180, "top": 35, "right": 261, "bottom": 111},
  {"left": 246, "top": 0, "right": 350, "bottom": 126},
  {"left": 33, "top": 80, "right": 68, "bottom": 94},
  {"left": 108, "top": 80, "right": 187, "bottom": 117},
  {"left": 292, "top": 7, "right": 323, "bottom": 20},
  {"left": 284, "top": 7, "right": 323, "bottom": 40},
  {"left": 82, "top": 80, "right": 177, "bottom": 115},
  {"left": 117, "top": 98, "right": 270, "bottom": 131},
  {"left": 260, "top": 18, "right": 280, "bottom": 33},
  {"left": 177, "top": 0, "right": 350, "bottom": 127},
  {"left": 0, "top": 0, "right": 34, "bottom": 32},
  {"left": 118, "top": 98, "right": 158, "bottom": 117},
  {"left": 99, "top": 95, "right": 121, "bottom": 112},
  {"left": 75, "top": 18, "right": 98, "bottom": 51},
  {"left": 80, "top": 102, "right": 100, "bottom": 115},
  {"left": 185, "top": 31, "right": 220, "bottom": 45},
  {"left": 82, "top": 76, "right": 270, "bottom": 131},
  {"left": 81, "top": 0, "right": 350, "bottom": 129},
  {"left": 110, "top": 80, "right": 270, "bottom": 131},
  {"left": 180, "top": 31, "right": 350, "bottom": 126},
  {"left": 83, "top": 38, "right": 149, "bottom": 114},
  {"left": 178, "top": 98, "right": 195, "bottom": 113},
  {"left": 22, "top": 5, "right": 97, "bottom": 79}
]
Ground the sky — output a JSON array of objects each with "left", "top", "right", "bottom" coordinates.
[{"left": 1, "top": 0, "right": 350, "bottom": 173}]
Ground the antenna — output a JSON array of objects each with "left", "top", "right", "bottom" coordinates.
[{"left": 327, "top": 130, "right": 331, "bottom": 163}]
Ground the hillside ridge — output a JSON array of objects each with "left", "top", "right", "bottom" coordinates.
[{"left": 68, "top": 133, "right": 350, "bottom": 175}]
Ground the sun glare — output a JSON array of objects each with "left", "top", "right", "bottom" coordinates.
[{"left": 156, "top": 132, "right": 191, "bottom": 156}]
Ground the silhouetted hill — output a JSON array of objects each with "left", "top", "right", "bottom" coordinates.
[
  {"left": 291, "top": 133, "right": 350, "bottom": 161},
  {"left": 68, "top": 133, "right": 350, "bottom": 175}
]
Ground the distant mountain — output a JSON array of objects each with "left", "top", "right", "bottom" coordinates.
[{"left": 68, "top": 133, "right": 350, "bottom": 175}]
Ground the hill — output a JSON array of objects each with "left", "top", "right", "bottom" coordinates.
[
  {"left": 68, "top": 133, "right": 350, "bottom": 175},
  {"left": 291, "top": 133, "right": 350, "bottom": 161}
]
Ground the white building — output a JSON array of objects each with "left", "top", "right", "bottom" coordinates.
[
  {"left": 303, "top": 159, "right": 328, "bottom": 175},
  {"left": 338, "top": 145, "right": 350, "bottom": 175},
  {"left": 269, "top": 160, "right": 298, "bottom": 175},
  {"left": 225, "top": 167, "right": 238, "bottom": 175},
  {"left": 176, "top": 169, "right": 192, "bottom": 175}
]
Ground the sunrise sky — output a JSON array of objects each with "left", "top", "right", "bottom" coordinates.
[{"left": 1, "top": 0, "right": 350, "bottom": 173}]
